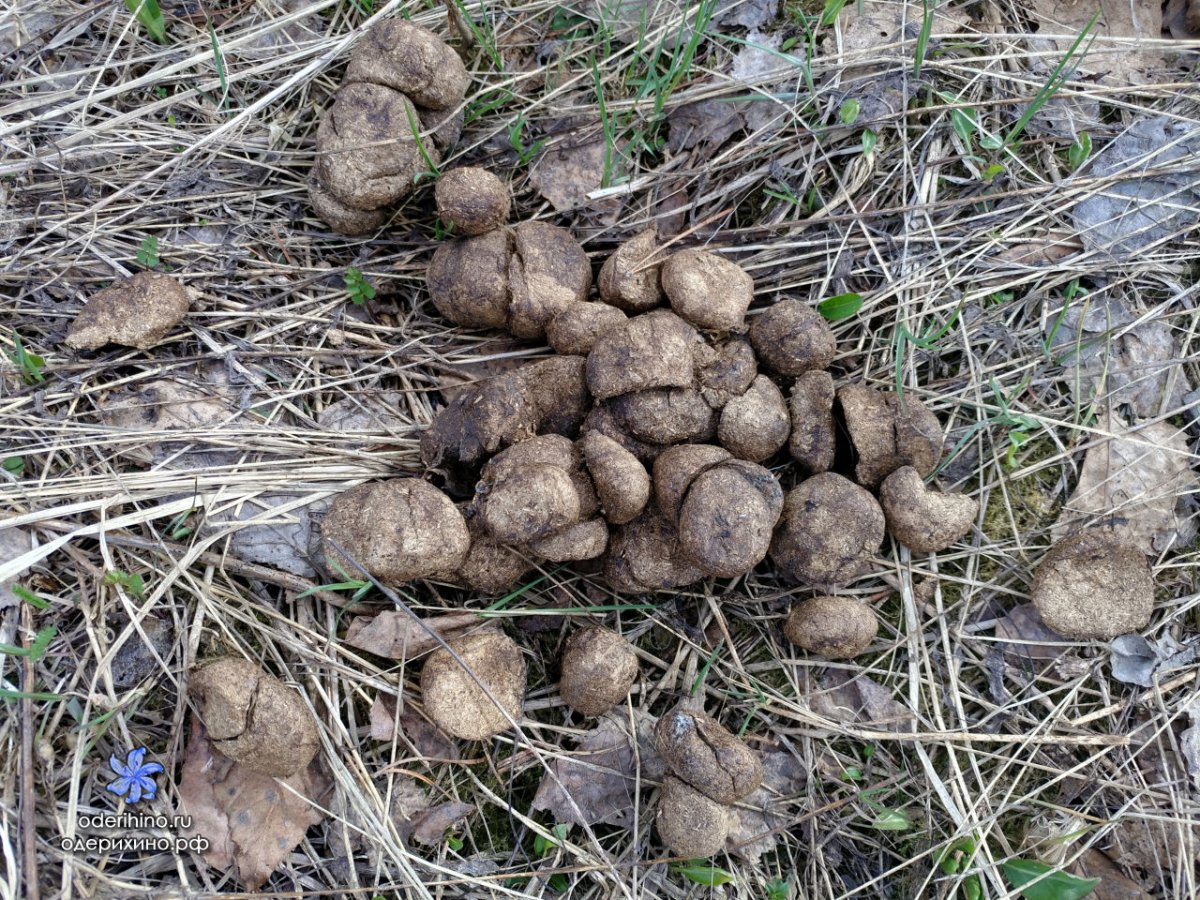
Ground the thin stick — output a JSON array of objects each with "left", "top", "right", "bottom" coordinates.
[{"left": 21, "top": 602, "right": 41, "bottom": 900}]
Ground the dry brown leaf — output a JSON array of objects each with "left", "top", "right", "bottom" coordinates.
[
  {"left": 1164, "top": 0, "right": 1200, "bottom": 37},
  {"left": 317, "top": 391, "right": 409, "bottom": 446},
  {"left": 992, "top": 235, "right": 1082, "bottom": 267},
  {"left": 408, "top": 800, "right": 475, "bottom": 846},
  {"left": 344, "top": 611, "right": 481, "bottom": 660},
  {"left": 367, "top": 695, "right": 460, "bottom": 761},
  {"left": 1054, "top": 413, "right": 1198, "bottom": 554},
  {"left": 109, "top": 616, "right": 173, "bottom": 688},
  {"left": 995, "top": 604, "right": 1070, "bottom": 663},
  {"left": 532, "top": 709, "right": 665, "bottom": 829},
  {"left": 530, "top": 133, "right": 623, "bottom": 220},
  {"left": 1028, "top": 0, "right": 1166, "bottom": 85},
  {"left": 0, "top": 526, "right": 33, "bottom": 610},
  {"left": 1070, "top": 117, "right": 1200, "bottom": 257},
  {"left": 97, "top": 380, "right": 239, "bottom": 465},
  {"left": 725, "top": 750, "right": 807, "bottom": 861},
  {"left": 810, "top": 669, "right": 915, "bottom": 730},
  {"left": 204, "top": 492, "right": 327, "bottom": 579},
  {"left": 1072, "top": 849, "right": 1153, "bottom": 899},
  {"left": 835, "top": 0, "right": 968, "bottom": 57},
  {"left": 177, "top": 717, "right": 332, "bottom": 891},
  {"left": 1050, "top": 294, "right": 1190, "bottom": 417}
]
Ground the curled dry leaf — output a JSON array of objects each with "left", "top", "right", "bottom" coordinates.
[
  {"left": 1049, "top": 295, "right": 1190, "bottom": 420},
  {"left": 1053, "top": 413, "right": 1198, "bottom": 555},
  {"left": 0, "top": 526, "right": 33, "bottom": 610},
  {"left": 808, "top": 669, "right": 915, "bottom": 731},
  {"left": 204, "top": 492, "right": 327, "bottom": 579},
  {"left": 177, "top": 718, "right": 332, "bottom": 891},
  {"left": 1109, "top": 634, "right": 1199, "bottom": 688},
  {"left": 994, "top": 603, "right": 1070, "bottom": 664},
  {"left": 724, "top": 750, "right": 807, "bottom": 862},
  {"left": 1027, "top": 0, "right": 1167, "bottom": 85},
  {"left": 530, "top": 133, "right": 623, "bottom": 221},
  {"left": 1071, "top": 117, "right": 1200, "bottom": 254},
  {"left": 345, "top": 611, "right": 480, "bottom": 660},
  {"left": 531, "top": 709, "right": 665, "bottom": 829}
]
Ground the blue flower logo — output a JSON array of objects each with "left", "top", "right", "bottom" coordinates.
[{"left": 106, "top": 747, "right": 163, "bottom": 804}]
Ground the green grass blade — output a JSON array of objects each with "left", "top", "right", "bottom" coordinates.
[
  {"left": 208, "top": 20, "right": 229, "bottom": 111},
  {"left": 124, "top": 0, "right": 167, "bottom": 44},
  {"left": 1004, "top": 9, "right": 1099, "bottom": 148}
]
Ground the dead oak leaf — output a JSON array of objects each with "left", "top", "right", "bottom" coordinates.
[
  {"left": 530, "top": 134, "right": 624, "bottom": 221},
  {"left": 177, "top": 717, "right": 332, "bottom": 891},
  {"left": 344, "top": 611, "right": 480, "bottom": 660},
  {"left": 1028, "top": 0, "right": 1167, "bottom": 85},
  {"left": 532, "top": 709, "right": 664, "bottom": 829},
  {"left": 367, "top": 694, "right": 460, "bottom": 761},
  {"left": 809, "top": 669, "right": 915, "bottom": 731},
  {"left": 1053, "top": 413, "right": 1198, "bottom": 555},
  {"left": 725, "top": 750, "right": 807, "bottom": 861},
  {"left": 995, "top": 603, "right": 1071, "bottom": 664},
  {"left": 1048, "top": 293, "right": 1190, "bottom": 417},
  {"left": 835, "top": 0, "right": 969, "bottom": 58}
]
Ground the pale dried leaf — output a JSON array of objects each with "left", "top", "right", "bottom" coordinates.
[
  {"left": 836, "top": 0, "right": 968, "bottom": 57},
  {"left": 810, "top": 669, "right": 914, "bottom": 730},
  {"left": 368, "top": 694, "right": 396, "bottom": 741},
  {"left": 110, "top": 616, "right": 173, "bottom": 688},
  {"left": 204, "top": 493, "right": 327, "bottom": 578},
  {"left": 1071, "top": 848, "right": 1153, "bottom": 900},
  {"left": 368, "top": 695, "right": 461, "bottom": 760},
  {"left": 1028, "top": 0, "right": 1166, "bottom": 85},
  {"left": 725, "top": 750, "right": 806, "bottom": 861},
  {"left": 97, "top": 380, "right": 239, "bottom": 465},
  {"left": 1110, "top": 634, "right": 1200, "bottom": 687},
  {"left": 178, "top": 718, "right": 331, "bottom": 891},
  {"left": 715, "top": 0, "right": 778, "bottom": 29},
  {"left": 995, "top": 604, "right": 1070, "bottom": 663},
  {"left": 0, "top": 526, "right": 33, "bottom": 610},
  {"left": 581, "top": 0, "right": 687, "bottom": 46},
  {"left": 1049, "top": 294, "right": 1190, "bottom": 417},
  {"left": 317, "top": 391, "right": 409, "bottom": 446},
  {"left": 344, "top": 611, "right": 480, "bottom": 660},
  {"left": 1071, "top": 117, "right": 1200, "bottom": 256},
  {"left": 1180, "top": 699, "right": 1200, "bottom": 792},
  {"left": 532, "top": 709, "right": 664, "bottom": 829},
  {"left": 530, "top": 134, "right": 623, "bottom": 219},
  {"left": 1054, "top": 413, "right": 1198, "bottom": 554},
  {"left": 409, "top": 800, "right": 475, "bottom": 846}
]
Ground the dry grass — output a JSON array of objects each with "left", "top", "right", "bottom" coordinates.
[{"left": 2, "top": 0, "right": 1199, "bottom": 897}]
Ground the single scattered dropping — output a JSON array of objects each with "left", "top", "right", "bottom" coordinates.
[
  {"left": 190, "top": 657, "right": 319, "bottom": 777},
  {"left": 65, "top": 272, "right": 191, "bottom": 351},
  {"left": 1030, "top": 530, "right": 1156, "bottom": 640},
  {"left": 420, "top": 630, "right": 527, "bottom": 740},
  {"left": 656, "top": 775, "right": 731, "bottom": 858},
  {"left": 321, "top": 478, "right": 469, "bottom": 583},
  {"left": 880, "top": 466, "right": 979, "bottom": 552},
  {"left": 435, "top": 167, "right": 511, "bottom": 236},
  {"left": 784, "top": 596, "right": 879, "bottom": 658},
  {"left": 558, "top": 626, "right": 639, "bottom": 716}
]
